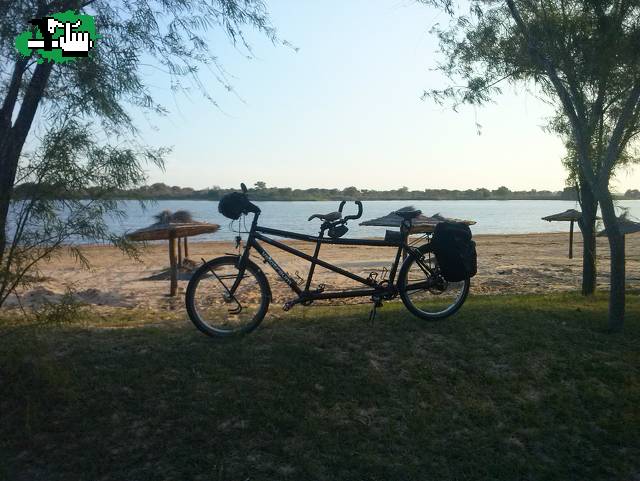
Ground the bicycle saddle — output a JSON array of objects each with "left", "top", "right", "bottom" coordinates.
[
  {"left": 308, "top": 211, "right": 342, "bottom": 222},
  {"left": 394, "top": 209, "right": 422, "bottom": 221}
]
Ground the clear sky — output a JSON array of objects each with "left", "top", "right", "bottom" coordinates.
[{"left": 136, "top": 0, "right": 639, "bottom": 192}]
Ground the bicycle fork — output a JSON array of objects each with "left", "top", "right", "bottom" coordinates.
[{"left": 203, "top": 258, "right": 244, "bottom": 315}]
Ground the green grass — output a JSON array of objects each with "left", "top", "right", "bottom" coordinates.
[{"left": 1, "top": 292, "right": 639, "bottom": 481}]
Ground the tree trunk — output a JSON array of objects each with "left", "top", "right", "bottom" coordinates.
[
  {"left": 599, "top": 190, "right": 625, "bottom": 332},
  {"left": 579, "top": 218, "right": 597, "bottom": 296},
  {"left": 0, "top": 135, "right": 19, "bottom": 267},
  {"left": 0, "top": 62, "right": 53, "bottom": 270},
  {"left": 577, "top": 181, "right": 597, "bottom": 296}
]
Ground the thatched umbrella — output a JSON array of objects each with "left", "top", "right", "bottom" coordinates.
[
  {"left": 597, "top": 216, "right": 640, "bottom": 237},
  {"left": 360, "top": 210, "right": 439, "bottom": 233},
  {"left": 360, "top": 207, "right": 476, "bottom": 234},
  {"left": 153, "top": 210, "right": 196, "bottom": 265},
  {"left": 596, "top": 215, "right": 640, "bottom": 265},
  {"left": 126, "top": 211, "right": 219, "bottom": 296},
  {"left": 542, "top": 209, "right": 589, "bottom": 259},
  {"left": 430, "top": 213, "right": 477, "bottom": 226}
]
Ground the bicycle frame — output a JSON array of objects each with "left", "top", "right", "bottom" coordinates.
[{"left": 234, "top": 212, "right": 421, "bottom": 308}]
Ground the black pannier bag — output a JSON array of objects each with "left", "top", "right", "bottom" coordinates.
[{"left": 430, "top": 222, "right": 477, "bottom": 282}]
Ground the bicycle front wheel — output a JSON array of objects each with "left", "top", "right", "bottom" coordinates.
[
  {"left": 186, "top": 256, "right": 271, "bottom": 337},
  {"left": 398, "top": 246, "right": 469, "bottom": 320}
]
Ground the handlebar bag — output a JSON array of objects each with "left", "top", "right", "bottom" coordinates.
[
  {"left": 218, "top": 192, "right": 250, "bottom": 220},
  {"left": 430, "top": 222, "right": 477, "bottom": 282}
]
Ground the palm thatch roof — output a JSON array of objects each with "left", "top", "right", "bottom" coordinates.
[
  {"left": 126, "top": 223, "right": 219, "bottom": 241},
  {"left": 168, "top": 210, "right": 194, "bottom": 223},
  {"left": 360, "top": 207, "right": 475, "bottom": 233},
  {"left": 360, "top": 210, "right": 434, "bottom": 227},
  {"left": 597, "top": 216, "right": 640, "bottom": 237},
  {"left": 153, "top": 209, "right": 194, "bottom": 224},
  {"left": 431, "top": 213, "right": 477, "bottom": 225},
  {"left": 127, "top": 210, "right": 219, "bottom": 241},
  {"left": 542, "top": 209, "right": 584, "bottom": 222}
]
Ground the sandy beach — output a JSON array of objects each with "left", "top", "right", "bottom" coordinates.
[{"left": 4, "top": 233, "right": 639, "bottom": 311}]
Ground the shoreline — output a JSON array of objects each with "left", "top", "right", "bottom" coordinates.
[
  {"left": 4, "top": 232, "right": 638, "bottom": 311},
  {"left": 75, "top": 231, "right": 576, "bottom": 249},
  {"left": 18, "top": 197, "right": 638, "bottom": 202}
]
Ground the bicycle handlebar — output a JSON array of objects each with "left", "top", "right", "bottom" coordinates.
[{"left": 339, "top": 200, "right": 363, "bottom": 222}]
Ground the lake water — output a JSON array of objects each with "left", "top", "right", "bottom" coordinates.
[{"left": 106, "top": 199, "right": 640, "bottom": 242}]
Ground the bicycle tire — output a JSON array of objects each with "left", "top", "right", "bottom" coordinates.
[
  {"left": 398, "top": 245, "right": 469, "bottom": 320},
  {"left": 186, "top": 256, "right": 271, "bottom": 337}
]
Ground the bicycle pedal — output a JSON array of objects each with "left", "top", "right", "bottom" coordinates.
[{"left": 283, "top": 301, "right": 295, "bottom": 311}]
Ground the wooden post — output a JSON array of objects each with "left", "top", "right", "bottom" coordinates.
[
  {"left": 569, "top": 220, "right": 574, "bottom": 259},
  {"left": 184, "top": 237, "right": 189, "bottom": 259},
  {"left": 177, "top": 237, "right": 183, "bottom": 267},
  {"left": 168, "top": 232, "right": 177, "bottom": 296}
]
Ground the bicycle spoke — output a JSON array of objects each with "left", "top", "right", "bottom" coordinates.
[
  {"left": 401, "top": 252, "right": 469, "bottom": 318},
  {"left": 209, "top": 268, "right": 243, "bottom": 313},
  {"left": 187, "top": 259, "right": 268, "bottom": 336}
]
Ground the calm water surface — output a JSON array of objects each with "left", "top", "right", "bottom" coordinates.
[{"left": 109, "top": 199, "right": 640, "bottom": 242}]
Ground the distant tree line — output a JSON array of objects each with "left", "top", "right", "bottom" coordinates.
[{"left": 12, "top": 181, "right": 639, "bottom": 201}]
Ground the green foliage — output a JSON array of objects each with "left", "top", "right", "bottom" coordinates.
[
  {"left": 626, "top": 189, "right": 640, "bottom": 199},
  {"left": 423, "top": 0, "right": 640, "bottom": 180},
  {"left": 12, "top": 181, "right": 592, "bottom": 201},
  {"left": 2, "top": 0, "right": 277, "bottom": 133},
  {"left": 422, "top": 0, "right": 640, "bottom": 327},
  {"left": 0, "top": 0, "right": 278, "bottom": 308},
  {"left": 493, "top": 186, "right": 511, "bottom": 197},
  {"left": 32, "top": 286, "right": 86, "bottom": 326},
  {"left": 0, "top": 118, "right": 163, "bottom": 306}
]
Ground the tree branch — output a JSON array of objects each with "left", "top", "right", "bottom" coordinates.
[
  {"left": 505, "top": 0, "right": 597, "bottom": 189},
  {"left": 601, "top": 81, "right": 640, "bottom": 184},
  {"left": 587, "top": 81, "right": 606, "bottom": 138}
]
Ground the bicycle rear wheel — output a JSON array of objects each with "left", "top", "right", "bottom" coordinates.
[
  {"left": 186, "top": 256, "right": 271, "bottom": 337},
  {"left": 398, "top": 246, "right": 469, "bottom": 320}
]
